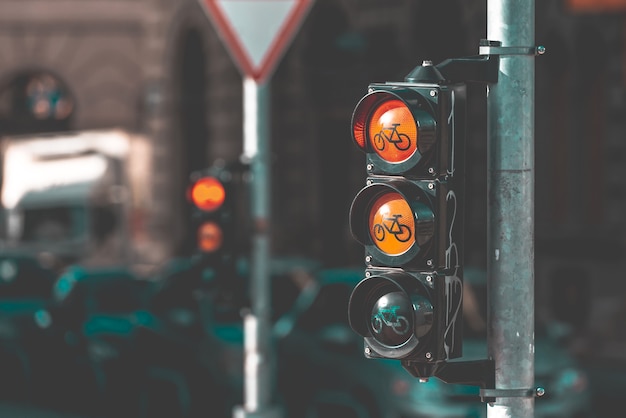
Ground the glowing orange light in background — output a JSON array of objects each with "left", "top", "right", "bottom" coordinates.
[{"left": 190, "top": 177, "right": 225, "bottom": 212}]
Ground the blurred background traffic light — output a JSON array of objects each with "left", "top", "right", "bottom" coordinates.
[{"left": 185, "top": 160, "right": 251, "bottom": 266}]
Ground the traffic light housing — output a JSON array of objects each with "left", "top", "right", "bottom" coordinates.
[
  {"left": 189, "top": 175, "right": 228, "bottom": 255},
  {"left": 187, "top": 160, "right": 252, "bottom": 268},
  {"left": 347, "top": 64, "right": 466, "bottom": 379}
]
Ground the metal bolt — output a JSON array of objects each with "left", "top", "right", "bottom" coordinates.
[
  {"left": 365, "top": 255, "right": 372, "bottom": 263},
  {"left": 367, "top": 164, "right": 374, "bottom": 171},
  {"left": 535, "top": 387, "right": 545, "bottom": 397},
  {"left": 426, "top": 275, "right": 433, "bottom": 284},
  {"left": 428, "top": 182, "right": 435, "bottom": 190},
  {"left": 426, "top": 259, "right": 434, "bottom": 267},
  {"left": 366, "top": 179, "right": 373, "bottom": 186},
  {"left": 419, "top": 378, "right": 429, "bottom": 383},
  {"left": 428, "top": 167, "right": 435, "bottom": 175},
  {"left": 430, "top": 90, "right": 437, "bottom": 97},
  {"left": 365, "top": 347, "right": 371, "bottom": 355},
  {"left": 365, "top": 271, "right": 371, "bottom": 278},
  {"left": 536, "top": 45, "right": 546, "bottom": 55},
  {"left": 425, "top": 352, "right": 432, "bottom": 359}
]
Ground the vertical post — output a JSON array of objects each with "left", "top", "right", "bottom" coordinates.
[
  {"left": 486, "top": 0, "right": 535, "bottom": 417},
  {"left": 234, "top": 77, "right": 281, "bottom": 418}
]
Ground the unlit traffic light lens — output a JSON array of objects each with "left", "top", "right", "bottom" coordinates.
[
  {"left": 190, "top": 177, "right": 226, "bottom": 212},
  {"left": 368, "top": 192, "right": 415, "bottom": 256},
  {"left": 370, "top": 291, "right": 413, "bottom": 346}
]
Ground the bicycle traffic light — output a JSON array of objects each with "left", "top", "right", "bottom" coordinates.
[{"left": 347, "top": 62, "right": 466, "bottom": 378}]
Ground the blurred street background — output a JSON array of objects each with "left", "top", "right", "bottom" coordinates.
[{"left": 0, "top": 0, "right": 626, "bottom": 417}]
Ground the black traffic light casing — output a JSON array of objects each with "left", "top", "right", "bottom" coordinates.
[
  {"left": 187, "top": 160, "right": 249, "bottom": 265},
  {"left": 348, "top": 269, "right": 462, "bottom": 363},
  {"left": 347, "top": 72, "right": 466, "bottom": 377}
]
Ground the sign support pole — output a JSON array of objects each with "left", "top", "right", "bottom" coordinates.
[
  {"left": 486, "top": 0, "right": 536, "bottom": 417},
  {"left": 234, "top": 77, "right": 282, "bottom": 418}
]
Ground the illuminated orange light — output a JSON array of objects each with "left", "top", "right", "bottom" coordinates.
[
  {"left": 368, "top": 192, "right": 415, "bottom": 256},
  {"left": 352, "top": 115, "right": 367, "bottom": 150},
  {"left": 197, "top": 221, "right": 223, "bottom": 253},
  {"left": 368, "top": 99, "right": 417, "bottom": 164},
  {"left": 191, "top": 177, "right": 226, "bottom": 212}
]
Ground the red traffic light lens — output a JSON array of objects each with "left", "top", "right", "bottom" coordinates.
[
  {"left": 190, "top": 176, "right": 226, "bottom": 212},
  {"left": 368, "top": 192, "right": 415, "bottom": 256},
  {"left": 368, "top": 99, "right": 417, "bottom": 164},
  {"left": 352, "top": 92, "right": 418, "bottom": 163}
]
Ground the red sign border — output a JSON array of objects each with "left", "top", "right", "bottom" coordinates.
[{"left": 201, "top": 0, "right": 314, "bottom": 83}]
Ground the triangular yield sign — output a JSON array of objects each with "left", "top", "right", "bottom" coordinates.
[{"left": 201, "top": 0, "right": 314, "bottom": 84}]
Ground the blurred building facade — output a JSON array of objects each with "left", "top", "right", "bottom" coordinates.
[{"left": 0, "top": 0, "right": 625, "bottom": 304}]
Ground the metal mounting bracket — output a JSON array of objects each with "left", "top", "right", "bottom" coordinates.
[
  {"left": 479, "top": 39, "right": 546, "bottom": 56},
  {"left": 403, "top": 358, "right": 546, "bottom": 403},
  {"left": 480, "top": 387, "right": 546, "bottom": 399}
]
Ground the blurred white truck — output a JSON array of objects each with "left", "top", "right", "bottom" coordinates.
[{"left": 0, "top": 129, "right": 154, "bottom": 271}]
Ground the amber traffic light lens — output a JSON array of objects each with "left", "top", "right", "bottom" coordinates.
[
  {"left": 368, "top": 99, "right": 417, "bottom": 164},
  {"left": 368, "top": 192, "right": 415, "bottom": 256},
  {"left": 190, "top": 177, "right": 226, "bottom": 212},
  {"left": 197, "top": 221, "right": 223, "bottom": 253}
]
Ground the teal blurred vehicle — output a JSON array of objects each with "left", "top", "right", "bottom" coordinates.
[
  {"left": 0, "top": 251, "right": 58, "bottom": 402},
  {"left": 15, "top": 264, "right": 152, "bottom": 415}
]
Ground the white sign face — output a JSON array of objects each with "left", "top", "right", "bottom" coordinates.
[{"left": 200, "top": 0, "right": 314, "bottom": 83}]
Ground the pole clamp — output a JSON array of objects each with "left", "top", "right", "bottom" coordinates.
[
  {"left": 480, "top": 387, "right": 546, "bottom": 399},
  {"left": 479, "top": 39, "right": 546, "bottom": 56}
]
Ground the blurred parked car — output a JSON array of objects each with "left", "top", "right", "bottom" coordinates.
[
  {"left": 127, "top": 256, "right": 320, "bottom": 418},
  {"left": 0, "top": 251, "right": 58, "bottom": 402},
  {"left": 9, "top": 264, "right": 152, "bottom": 416}
]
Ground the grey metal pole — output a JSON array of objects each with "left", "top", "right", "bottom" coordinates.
[
  {"left": 234, "top": 77, "right": 282, "bottom": 418},
  {"left": 486, "top": 0, "right": 536, "bottom": 417}
]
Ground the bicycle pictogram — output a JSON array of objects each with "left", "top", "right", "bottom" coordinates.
[
  {"left": 373, "top": 214, "right": 412, "bottom": 243},
  {"left": 373, "top": 123, "right": 411, "bottom": 151},
  {"left": 372, "top": 305, "right": 410, "bottom": 335}
]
